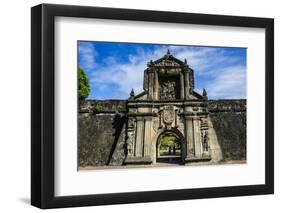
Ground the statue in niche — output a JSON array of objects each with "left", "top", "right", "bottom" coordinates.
[
  {"left": 126, "top": 117, "right": 135, "bottom": 156},
  {"left": 128, "top": 118, "right": 135, "bottom": 129},
  {"left": 203, "top": 132, "right": 209, "bottom": 151},
  {"left": 126, "top": 131, "right": 135, "bottom": 155},
  {"left": 159, "top": 81, "right": 176, "bottom": 100}
]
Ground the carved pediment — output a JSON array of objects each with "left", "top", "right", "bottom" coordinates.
[
  {"left": 148, "top": 51, "right": 186, "bottom": 68},
  {"left": 153, "top": 58, "right": 182, "bottom": 67}
]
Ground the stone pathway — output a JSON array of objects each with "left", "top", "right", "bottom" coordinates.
[{"left": 78, "top": 160, "right": 246, "bottom": 171}]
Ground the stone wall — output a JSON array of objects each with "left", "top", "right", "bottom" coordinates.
[
  {"left": 78, "top": 99, "right": 246, "bottom": 167},
  {"left": 208, "top": 100, "right": 246, "bottom": 161},
  {"left": 78, "top": 110, "right": 127, "bottom": 167}
]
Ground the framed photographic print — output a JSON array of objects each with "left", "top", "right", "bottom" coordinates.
[{"left": 31, "top": 3, "right": 274, "bottom": 209}]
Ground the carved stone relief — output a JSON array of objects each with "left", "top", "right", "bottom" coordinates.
[
  {"left": 200, "top": 117, "right": 210, "bottom": 153},
  {"left": 126, "top": 117, "right": 136, "bottom": 156},
  {"left": 126, "top": 131, "right": 135, "bottom": 155},
  {"left": 203, "top": 131, "right": 209, "bottom": 152},
  {"left": 155, "top": 59, "right": 180, "bottom": 67},
  {"left": 159, "top": 81, "right": 176, "bottom": 100},
  {"left": 152, "top": 118, "right": 159, "bottom": 132},
  {"left": 163, "top": 106, "right": 174, "bottom": 125}
]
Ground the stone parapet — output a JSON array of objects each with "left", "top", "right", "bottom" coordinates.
[
  {"left": 208, "top": 99, "right": 246, "bottom": 112},
  {"left": 79, "top": 100, "right": 127, "bottom": 113}
]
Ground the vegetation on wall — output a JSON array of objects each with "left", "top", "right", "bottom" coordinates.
[{"left": 94, "top": 103, "right": 103, "bottom": 112}]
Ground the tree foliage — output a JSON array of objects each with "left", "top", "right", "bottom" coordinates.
[
  {"left": 160, "top": 135, "right": 181, "bottom": 148},
  {"left": 78, "top": 67, "right": 90, "bottom": 100}
]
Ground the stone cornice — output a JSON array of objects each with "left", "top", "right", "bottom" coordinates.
[
  {"left": 127, "top": 112, "right": 158, "bottom": 117},
  {"left": 127, "top": 100, "right": 208, "bottom": 108},
  {"left": 179, "top": 112, "right": 209, "bottom": 117},
  {"left": 78, "top": 99, "right": 246, "bottom": 113}
]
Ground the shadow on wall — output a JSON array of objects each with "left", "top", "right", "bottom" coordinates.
[
  {"left": 106, "top": 114, "right": 127, "bottom": 165},
  {"left": 78, "top": 112, "right": 127, "bottom": 167}
]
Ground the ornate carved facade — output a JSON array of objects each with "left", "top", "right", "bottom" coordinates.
[{"left": 124, "top": 51, "right": 222, "bottom": 165}]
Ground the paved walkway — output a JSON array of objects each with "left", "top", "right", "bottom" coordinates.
[{"left": 79, "top": 160, "right": 246, "bottom": 171}]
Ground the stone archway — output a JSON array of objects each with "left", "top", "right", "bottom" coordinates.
[
  {"left": 124, "top": 52, "right": 213, "bottom": 166},
  {"left": 156, "top": 129, "right": 186, "bottom": 164}
]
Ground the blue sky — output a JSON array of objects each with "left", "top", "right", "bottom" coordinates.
[{"left": 78, "top": 41, "right": 246, "bottom": 100}]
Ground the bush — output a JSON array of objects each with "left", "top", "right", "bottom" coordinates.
[{"left": 94, "top": 103, "right": 103, "bottom": 112}]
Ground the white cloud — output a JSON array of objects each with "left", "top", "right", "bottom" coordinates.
[
  {"left": 203, "top": 65, "right": 246, "bottom": 99},
  {"left": 90, "top": 47, "right": 169, "bottom": 97},
  {"left": 88, "top": 45, "right": 246, "bottom": 100},
  {"left": 78, "top": 42, "right": 96, "bottom": 72},
  {"left": 171, "top": 46, "right": 241, "bottom": 76}
]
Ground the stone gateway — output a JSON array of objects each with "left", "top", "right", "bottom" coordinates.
[
  {"left": 78, "top": 51, "right": 246, "bottom": 168},
  {"left": 125, "top": 50, "right": 219, "bottom": 165}
]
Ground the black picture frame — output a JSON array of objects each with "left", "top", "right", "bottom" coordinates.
[{"left": 31, "top": 3, "right": 274, "bottom": 209}]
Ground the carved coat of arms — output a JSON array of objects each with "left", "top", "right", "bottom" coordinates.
[{"left": 163, "top": 106, "right": 174, "bottom": 125}]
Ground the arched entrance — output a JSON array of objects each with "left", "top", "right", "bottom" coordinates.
[{"left": 156, "top": 129, "right": 186, "bottom": 164}]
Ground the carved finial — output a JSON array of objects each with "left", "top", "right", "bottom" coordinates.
[
  {"left": 165, "top": 49, "right": 171, "bottom": 58},
  {"left": 130, "top": 88, "right": 135, "bottom": 97},
  {"left": 203, "top": 88, "right": 208, "bottom": 99},
  {"left": 184, "top": 58, "right": 187, "bottom": 64},
  {"left": 147, "top": 60, "right": 154, "bottom": 67}
]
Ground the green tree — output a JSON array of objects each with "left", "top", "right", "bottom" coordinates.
[
  {"left": 78, "top": 67, "right": 90, "bottom": 100},
  {"left": 160, "top": 136, "right": 181, "bottom": 148}
]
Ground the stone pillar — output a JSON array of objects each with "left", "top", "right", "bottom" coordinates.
[
  {"left": 174, "top": 109, "right": 178, "bottom": 127},
  {"left": 158, "top": 110, "right": 163, "bottom": 129},
  {"left": 193, "top": 117, "right": 201, "bottom": 157},
  {"left": 185, "top": 116, "right": 195, "bottom": 156},
  {"left": 135, "top": 117, "right": 144, "bottom": 157},
  {"left": 148, "top": 72, "right": 154, "bottom": 99},
  {"left": 143, "top": 118, "right": 152, "bottom": 157},
  {"left": 184, "top": 72, "right": 190, "bottom": 99},
  {"left": 154, "top": 71, "right": 158, "bottom": 100},
  {"left": 180, "top": 72, "right": 185, "bottom": 99},
  {"left": 200, "top": 131, "right": 204, "bottom": 154}
]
